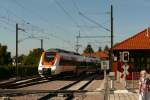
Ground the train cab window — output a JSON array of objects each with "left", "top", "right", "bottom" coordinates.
[{"left": 44, "top": 52, "right": 55, "bottom": 62}]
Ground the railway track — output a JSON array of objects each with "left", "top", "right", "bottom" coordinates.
[
  {"left": 0, "top": 76, "right": 52, "bottom": 89},
  {"left": 0, "top": 76, "right": 39, "bottom": 87},
  {"left": 0, "top": 74, "right": 103, "bottom": 100},
  {"left": 0, "top": 74, "right": 80, "bottom": 89},
  {"left": 38, "top": 73, "right": 97, "bottom": 100}
]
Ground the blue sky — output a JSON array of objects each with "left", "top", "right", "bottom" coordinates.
[{"left": 0, "top": 0, "right": 150, "bottom": 56}]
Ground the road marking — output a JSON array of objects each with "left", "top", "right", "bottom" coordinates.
[{"left": 114, "top": 90, "right": 128, "bottom": 93}]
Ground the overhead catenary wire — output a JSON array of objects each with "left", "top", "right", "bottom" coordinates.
[
  {"left": 0, "top": 6, "right": 44, "bottom": 33},
  {"left": 1, "top": 0, "right": 111, "bottom": 52},
  {"left": 0, "top": 6, "right": 26, "bottom": 24},
  {"left": 0, "top": 18, "right": 14, "bottom": 29},
  {"left": 0, "top": 6, "right": 34, "bottom": 36},
  {"left": 0, "top": 24, "right": 15, "bottom": 33},
  {"left": 71, "top": 0, "right": 110, "bottom": 52},
  {"left": 72, "top": 0, "right": 80, "bottom": 13},
  {"left": 8, "top": 0, "right": 75, "bottom": 47},
  {"left": 12, "top": 0, "right": 50, "bottom": 24},
  {"left": 79, "top": 12, "right": 110, "bottom": 32},
  {"left": 0, "top": 15, "right": 74, "bottom": 48},
  {"left": 0, "top": 1, "right": 74, "bottom": 48},
  {"left": 72, "top": 0, "right": 110, "bottom": 33},
  {"left": 54, "top": 0, "right": 79, "bottom": 27},
  {"left": 72, "top": 0, "right": 95, "bottom": 33},
  {"left": 11, "top": 0, "right": 66, "bottom": 33}
]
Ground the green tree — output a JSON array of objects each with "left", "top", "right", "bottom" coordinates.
[
  {"left": 104, "top": 45, "right": 109, "bottom": 52},
  {"left": 18, "top": 54, "right": 26, "bottom": 64},
  {"left": 23, "top": 48, "right": 43, "bottom": 65},
  {"left": 83, "top": 44, "right": 94, "bottom": 53},
  {"left": 0, "top": 43, "right": 11, "bottom": 65},
  {"left": 98, "top": 47, "right": 102, "bottom": 52}
]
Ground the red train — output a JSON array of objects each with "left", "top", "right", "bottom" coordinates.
[{"left": 38, "top": 48, "right": 101, "bottom": 76}]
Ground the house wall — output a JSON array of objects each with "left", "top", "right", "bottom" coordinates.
[{"left": 113, "top": 50, "right": 150, "bottom": 80}]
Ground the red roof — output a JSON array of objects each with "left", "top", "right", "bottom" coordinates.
[
  {"left": 113, "top": 28, "right": 150, "bottom": 50},
  {"left": 82, "top": 51, "right": 109, "bottom": 60}
]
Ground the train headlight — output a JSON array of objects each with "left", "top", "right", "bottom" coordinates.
[{"left": 38, "top": 66, "right": 43, "bottom": 71}]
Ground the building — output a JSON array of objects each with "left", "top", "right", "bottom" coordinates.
[
  {"left": 113, "top": 28, "right": 150, "bottom": 80},
  {"left": 82, "top": 51, "right": 109, "bottom": 60}
]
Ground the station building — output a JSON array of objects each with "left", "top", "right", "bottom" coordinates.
[{"left": 112, "top": 28, "right": 150, "bottom": 80}]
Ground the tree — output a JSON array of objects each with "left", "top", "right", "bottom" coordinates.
[
  {"left": 104, "top": 45, "right": 109, "bottom": 52},
  {"left": 104, "top": 45, "right": 109, "bottom": 51},
  {"left": 0, "top": 43, "right": 12, "bottom": 65},
  {"left": 83, "top": 44, "right": 94, "bottom": 53},
  {"left": 98, "top": 47, "right": 102, "bottom": 52},
  {"left": 18, "top": 54, "right": 26, "bottom": 64},
  {"left": 23, "top": 48, "right": 43, "bottom": 65}
]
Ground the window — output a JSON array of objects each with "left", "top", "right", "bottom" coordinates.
[
  {"left": 147, "top": 58, "right": 150, "bottom": 63},
  {"left": 59, "top": 59, "right": 77, "bottom": 66},
  {"left": 44, "top": 52, "right": 55, "bottom": 62},
  {"left": 130, "top": 58, "right": 134, "bottom": 63}
]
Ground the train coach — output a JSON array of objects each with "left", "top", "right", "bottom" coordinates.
[{"left": 38, "top": 48, "right": 101, "bottom": 77}]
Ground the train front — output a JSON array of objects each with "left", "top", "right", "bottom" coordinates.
[{"left": 38, "top": 51, "right": 57, "bottom": 76}]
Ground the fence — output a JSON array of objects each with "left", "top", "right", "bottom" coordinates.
[{"left": 126, "top": 72, "right": 140, "bottom": 89}]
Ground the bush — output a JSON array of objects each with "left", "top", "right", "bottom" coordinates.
[
  {"left": 0, "top": 66, "right": 10, "bottom": 79},
  {"left": 0, "top": 65, "right": 38, "bottom": 80}
]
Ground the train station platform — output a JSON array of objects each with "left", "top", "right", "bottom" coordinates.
[{"left": 107, "top": 78, "right": 139, "bottom": 100}]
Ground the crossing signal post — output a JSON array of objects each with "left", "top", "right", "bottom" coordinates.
[
  {"left": 122, "top": 52, "right": 129, "bottom": 62},
  {"left": 121, "top": 51, "right": 129, "bottom": 87}
]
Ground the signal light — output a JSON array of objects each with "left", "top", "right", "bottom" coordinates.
[{"left": 122, "top": 52, "right": 129, "bottom": 62}]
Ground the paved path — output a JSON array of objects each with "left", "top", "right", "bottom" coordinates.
[
  {"left": 108, "top": 77, "right": 139, "bottom": 100},
  {"left": 108, "top": 89, "right": 138, "bottom": 100}
]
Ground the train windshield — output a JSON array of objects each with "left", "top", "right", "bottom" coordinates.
[{"left": 44, "top": 52, "right": 56, "bottom": 62}]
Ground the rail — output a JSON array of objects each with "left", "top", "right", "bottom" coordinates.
[
  {"left": 38, "top": 73, "right": 96, "bottom": 100},
  {"left": 0, "top": 75, "right": 67, "bottom": 89},
  {"left": 0, "top": 76, "right": 46, "bottom": 89},
  {"left": 0, "top": 89, "right": 103, "bottom": 96}
]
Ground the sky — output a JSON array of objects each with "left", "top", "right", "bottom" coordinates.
[{"left": 0, "top": 0, "right": 150, "bottom": 56}]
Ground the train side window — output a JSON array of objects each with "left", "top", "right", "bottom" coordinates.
[{"left": 59, "top": 59, "right": 77, "bottom": 66}]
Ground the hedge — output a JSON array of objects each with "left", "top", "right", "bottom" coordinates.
[{"left": 0, "top": 65, "right": 38, "bottom": 79}]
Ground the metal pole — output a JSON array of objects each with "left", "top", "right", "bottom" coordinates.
[
  {"left": 104, "top": 66, "right": 106, "bottom": 78},
  {"left": 16, "top": 23, "right": 18, "bottom": 78},
  {"left": 132, "top": 70, "right": 134, "bottom": 89},
  {"left": 76, "top": 31, "right": 80, "bottom": 53},
  {"left": 110, "top": 5, "right": 113, "bottom": 72},
  {"left": 124, "top": 63, "right": 127, "bottom": 87},
  {"left": 104, "top": 5, "right": 113, "bottom": 100},
  {"left": 41, "top": 39, "right": 43, "bottom": 49},
  {"left": 76, "top": 36, "right": 79, "bottom": 53}
]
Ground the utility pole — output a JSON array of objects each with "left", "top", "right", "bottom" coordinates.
[
  {"left": 110, "top": 5, "right": 113, "bottom": 72},
  {"left": 104, "top": 5, "right": 114, "bottom": 100},
  {"left": 16, "top": 23, "right": 18, "bottom": 78},
  {"left": 76, "top": 31, "right": 80, "bottom": 53},
  {"left": 41, "top": 39, "right": 43, "bottom": 49},
  {"left": 75, "top": 32, "right": 110, "bottom": 53},
  {"left": 16, "top": 23, "right": 25, "bottom": 78}
]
